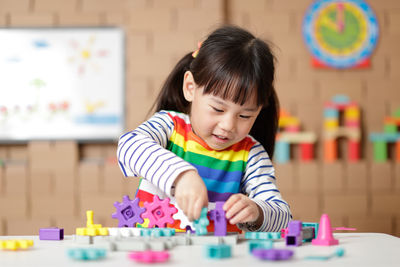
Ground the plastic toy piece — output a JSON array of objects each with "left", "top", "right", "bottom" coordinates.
[
  {"left": 128, "top": 251, "right": 170, "bottom": 263},
  {"left": 0, "top": 239, "right": 33, "bottom": 250},
  {"left": 204, "top": 244, "right": 231, "bottom": 259},
  {"left": 209, "top": 202, "right": 227, "bottom": 236},
  {"left": 39, "top": 227, "right": 64, "bottom": 240},
  {"left": 252, "top": 248, "right": 294, "bottom": 261},
  {"left": 141, "top": 228, "right": 175, "bottom": 237},
  {"left": 111, "top": 195, "right": 146, "bottom": 227},
  {"left": 286, "top": 220, "right": 302, "bottom": 246},
  {"left": 108, "top": 227, "right": 142, "bottom": 237},
  {"left": 332, "top": 227, "right": 356, "bottom": 231},
  {"left": 312, "top": 214, "right": 339, "bottom": 246},
  {"left": 304, "top": 247, "right": 345, "bottom": 261},
  {"left": 193, "top": 207, "right": 209, "bottom": 236},
  {"left": 76, "top": 210, "right": 109, "bottom": 236},
  {"left": 67, "top": 248, "right": 106, "bottom": 261},
  {"left": 173, "top": 204, "right": 194, "bottom": 230},
  {"left": 248, "top": 240, "right": 273, "bottom": 253},
  {"left": 245, "top": 231, "right": 281, "bottom": 240},
  {"left": 142, "top": 195, "right": 178, "bottom": 228}
]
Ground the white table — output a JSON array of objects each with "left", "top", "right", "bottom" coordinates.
[{"left": 1, "top": 233, "right": 399, "bottom": 267}]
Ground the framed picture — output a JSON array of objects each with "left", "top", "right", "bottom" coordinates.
[{"left": 0, "top": 27, "right": 125, "bottom": 142}]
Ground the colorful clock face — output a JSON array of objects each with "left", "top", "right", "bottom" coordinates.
[{"left": 303, "top": 0, "right": 379, "bottom": 68}]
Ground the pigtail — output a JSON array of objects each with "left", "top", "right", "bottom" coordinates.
[
  {"left": 150, "top": 52, "right": 194, "bottom": 115},
  {"left": 250, "top": 88, "right": 279, "bottom": 159}
]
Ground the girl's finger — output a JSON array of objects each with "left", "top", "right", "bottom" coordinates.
[
  {"left": 229, "top": 208, "right": 253, "bottom": 224},
  {"left": 225, "top": 199, "right": 247, "bottom": 220}
]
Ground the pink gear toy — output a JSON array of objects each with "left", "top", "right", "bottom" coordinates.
[
  {"left": 142, "top": 195, "right": 178, "bottom": 228},
  {"left": 128, "top": 251, "right": 170, "bottom": 263},
  {"left": 111, "top": 195, "right": 146, "bottom": 227}
]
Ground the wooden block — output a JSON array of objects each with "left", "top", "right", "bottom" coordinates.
[
  {"left": 323, "top": 193, "right": 368, "bottom": 216},
  {"left": 395, "top": 164, "right": 400, "bottom": 193},
  {"left": 53, "top": 170, "right": 76, "bottom": 195},
  {"left": 6, "top": 218, "right": 53, "bottom": 236},
  {"left": 33, "top": 0, "right": 78, "bottom": 12},
  {"left": 103, "top": 162, "right": 125, "bottom": 194},
  {"left": 274, "top": 162, "right": 296, "bottom": 194},
  {"left": 57, "top": 12, "right": 101, "bottom": 26},
  {"left": 0, "top": 0, "right": 30, "bottom": 12},
  {"left": 370, "top": 162, "right": 393, "bottom": 193},
  {"left": 53, "top": 141, "right": 78, "bottom": 173},
  {"left": 31, "top": 194, "right": 75, "bottom": 218},
  {"left": 0, "top": 218, "right": 5, "bottom": 235},
  {"left": 4, "top": 162, "right": 28, "bottom": 194},
  {"left": 129, "top": 8, "right": 173, "bottom": 32},
  {"left": 371, "top": 193, "right": 400, "bottom": 216},
  {"left": 10, "top": 13, "right": 54, "bottom": 26},
  {"left": 78, "top": 161, "right": 102, "bottom": 194},
  {"left": 0, "top": 195, "right": 28, "bottom": 218},
  {"left": 28, "top": 141, "right": 53, "bottom": 172},
  {"left": 347, "top": 215, "right": 394, "bottom": 235},
  {"left": 321, "top": 162, "right": 345, "bottom": 193},
  {"left": 298, "top": 162, "right": 320, "bottom": 194},
  {"left": 81, "top": 0, "right": 128, "bottom": 12},
  {"left": 8, "top": 145, "right": 28, "bottom": 160},
  {"left": 80, "top": 194, "right": 121, "bottom": 217},
  {"left": 284, "top": 193, "right": 320, "bottom": 218},
  {"left": 176, "top": 8, "right": 223, "bottom": 32},
  {"left": 0, "top": 165, "right": 4, "bottom": 194},
  {"left": 53, "top": 216, "right": 83, "bottom": 235},
  {"left": 346, "top": 161, "right": 368, "bottom": 193},
  {"left": 30, "top": 170, "right": 53, "bottom": 195},
  {"left": 122, "top": 177, "right": 140, "bottom": 196}
]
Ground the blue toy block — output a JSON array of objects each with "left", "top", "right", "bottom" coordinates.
[
  {"left": 204, "top": 244, "right": 231, "bottom": 259},
  {"left": 248, "top": 240, "right": 273, "bottom": 253},
  {"left": 324, "top": 108, "right": 339, "bottom": 119},
  {"left": 245, "top": 232, "right": 281, "bottom": 240},
  {"left": 141, "top": 228, "right": 175, "bottom": 237},
  {"left": 67, "top": 248, "right": 106, "bottom": 261},
  {"left": 332, "top": 94, "right": 349, "bottom": 104},
  {"left": 193, "top": 208, "right": 209, "bottom": 236},
  {"left": 275, "top": 141, "right": 290, "bottom": 163}
]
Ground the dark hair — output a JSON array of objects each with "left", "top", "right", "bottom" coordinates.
[{"left": 151, "top": 25, "right": 279, "bottom": 158}]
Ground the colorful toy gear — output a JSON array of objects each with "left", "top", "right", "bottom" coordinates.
[
  {"left": 142, "top": 195, "right": 177, "bottom": 228},
  {"left": 193, "top": 207, "right": 209, "bottom": 235},
  {"left": 173, "top": 204, "right": 194, "bottom": 230},
  {"left": 112, "top": 195, "right": 146, "bottom": 227}
]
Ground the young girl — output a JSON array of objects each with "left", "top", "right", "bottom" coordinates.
[{"left": 117, "top": 25, "right": 291, "bottom": 232}]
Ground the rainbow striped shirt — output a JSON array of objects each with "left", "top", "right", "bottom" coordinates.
[{"left": 117, "top": 110, "right": 291, "bottom": 232}]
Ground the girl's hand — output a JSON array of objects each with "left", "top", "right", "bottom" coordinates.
[
  {"left": 223, "top": 194, "right": 263, "bottom": 226},
  {"left": 174, "top": 170, "right": 208, "bottom": 221}
]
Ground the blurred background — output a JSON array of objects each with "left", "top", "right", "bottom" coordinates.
[{"left": 0, "top": 0, "right": 398, "bottom": 236}]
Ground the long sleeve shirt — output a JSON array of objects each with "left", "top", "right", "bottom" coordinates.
[{"left": 117, "top": 110, "right": 291, "bottom": 232}]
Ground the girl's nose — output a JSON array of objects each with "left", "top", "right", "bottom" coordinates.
[{"left": 219, "top": 115, "right": 235, "bottom": 132}]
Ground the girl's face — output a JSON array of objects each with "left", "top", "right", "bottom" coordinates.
[{"left": 183, "top": 71, "right": 261, "bottom": 150}]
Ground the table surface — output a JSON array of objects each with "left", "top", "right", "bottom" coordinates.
[{"left": 1, "top": 233, "right": 399, "bottom": 267}]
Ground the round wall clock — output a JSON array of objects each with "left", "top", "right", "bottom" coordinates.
[{"left": 303, "top": 0, "right": 379, "bottom": 69}]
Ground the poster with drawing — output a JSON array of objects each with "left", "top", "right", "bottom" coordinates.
[{"left": 0, "top": 27, "right": 124, "bottom": 141}]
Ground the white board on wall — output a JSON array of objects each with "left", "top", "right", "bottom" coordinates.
[{"left": 0, "top": 27, "right": 125, "bottom": 142}]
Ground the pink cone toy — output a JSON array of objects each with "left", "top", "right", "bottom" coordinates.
[{"left": 312, "top": 214, "right": 339, "bottom": 246}]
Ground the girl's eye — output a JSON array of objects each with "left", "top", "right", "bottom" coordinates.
[
  {"left": 240, "top": 115, "right": 251, "bottom": 119},
  {"left": 212, "top": 107, "right": 224, "bottom": 113}
]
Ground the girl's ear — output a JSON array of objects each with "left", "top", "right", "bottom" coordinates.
[{"left": 182, "top": 71, "right": 195, "bottom": 102}]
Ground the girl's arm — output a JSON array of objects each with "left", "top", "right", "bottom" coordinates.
[
  {"left": 117, "top": 111, "right": 197, "bottom": 196},
  {"left": 239, "top": 142, "right": 292, "bottom": 232}
]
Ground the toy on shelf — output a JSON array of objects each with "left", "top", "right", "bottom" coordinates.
[
  {"left": 0, "top": 239, "right": 34, "bottom": 251},
  {"left": 312, "top": 214, "right": 339, "bottom": 246},
  {"left": 209, "top": 202, "right": 227, "bottom": 236},
  {"left": 67, "top": 248, "right": 106, "bottom": 261},
  {"left": 252, "top": 248, "right": 294, "bottom": 261},
  {"left": 142, "top": 195, "right": 177, "bottom": 228},
  {"left": 323, "top": 95, "right": 361, "bottom": 162},
  {"left": 128, "top": 251, "right": 170, "bottom": 263},
  {"left": 204, "top": 244, "right": 232, "bottom": 259},
  {"left": 193, "top": 207, "right": 209, "bottom": 236},
  {"left": 369, "top": 107, "right": 400, "bottom": 162},
  {"left": 39, "top": 227, "right": 64, "bottom": 240},
  {"left": 76, "top": 210, "right": 109, "bottom": 236},
  {"left": 275, "top": 109, "right": 317, "bottom": 163},
  {"left": 112, "top": 195, "right": 146, "bottom": 227}
]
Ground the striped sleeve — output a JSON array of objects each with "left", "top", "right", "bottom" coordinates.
[
  {"left": 117, "top": 111, "right": 197, "bottom": 196},
  {"left": 239, "top": 141, "right": 292, "bottom": 232}
]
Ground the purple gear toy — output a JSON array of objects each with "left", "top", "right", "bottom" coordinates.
[
  {"left": 111, "top": 195, "right": 146, "bottom": 227},
  {"left": 252, "top": 248, "right": 294, "bottom": 261},
  {"left": 142, "top": 195, "right": 178, "bottom": 228}
]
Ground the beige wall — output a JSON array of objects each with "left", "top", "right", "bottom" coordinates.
[{"left": 0, "top": 0, "right": 399, "bottom": 236}]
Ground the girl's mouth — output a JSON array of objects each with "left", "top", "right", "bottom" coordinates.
[{"left": 213, "top": 134, "right": 229, "bottom": 143}]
